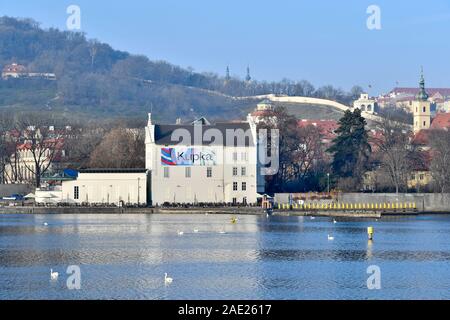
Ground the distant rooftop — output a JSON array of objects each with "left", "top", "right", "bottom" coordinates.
[{"left": 79, "top": 168, "right": 147, "bottom": 174}]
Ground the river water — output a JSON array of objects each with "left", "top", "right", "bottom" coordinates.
[{"left": 1, "top": 213, "right": 450, "bottom": 300}]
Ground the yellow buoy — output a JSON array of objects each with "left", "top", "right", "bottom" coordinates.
[{"left": 367, "top": 226, "right": 374, "bottom": 240}]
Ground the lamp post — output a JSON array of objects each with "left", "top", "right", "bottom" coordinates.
[
  {"left": 137, "top": 178, "right": 141, "bottom": 206},
  {"left": 327, "top": 173, "right": 330, "bottom": 194}
]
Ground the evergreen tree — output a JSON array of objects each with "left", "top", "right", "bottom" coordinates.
[{"left": 327, "top": 109, "right": 371, "bottom": 189}]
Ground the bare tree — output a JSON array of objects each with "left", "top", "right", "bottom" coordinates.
[
  {"left": 88, "top": 127, "right": 145, "bottom": 168},
  {"left": 429, "top": 129, "right": 450, "bottom": 194},
  {"left": 371, "top": 117, "right": 420, "bottom": 193},
  {"left": 89, "top": 40, "right": 99, "bottom": 69},
  {"left": 0, "top": 113, "right": 18, "bottom": 184},
  {"left": 291, "top": 125, "right": 324, "bottom": 182},
  {"left": 64, "top": 124, "right": 106, "bottom": 168},
  {"left": 13, "top": 113, "right": 64, "bottom": 187}
]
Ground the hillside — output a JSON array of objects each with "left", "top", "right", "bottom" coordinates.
[{"left": 0, "top": 16, "right": 363, "bottom": 123}]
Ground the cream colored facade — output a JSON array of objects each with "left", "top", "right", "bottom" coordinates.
[
  {"left": 413, "top": 100, "right": 431, "bottom": 133},
  {"left": 353, "top": 93, "right": 376, "bottom": 114},
  {"left": 60, "top": 170, "right": 148, "bottom": 205},
  {"left": 146, "top": 114, "right": 260, "bottom": 205},
  {"left": 4, "top": 148, "right": 54, "bottom": 184},
  {"left": 408, "top": 171, "right": 432, "bottom": 189}
]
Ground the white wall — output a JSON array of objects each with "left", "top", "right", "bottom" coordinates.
[
  {"left": 149, "top": 145, "right": 258, "bottom": 205},
  {"left": 62, "top": 172, "right": 147, "bottom": 205}
]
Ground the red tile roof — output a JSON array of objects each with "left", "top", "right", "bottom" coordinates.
[
  {"left": 430, "top": 113, "right": 450, "bottom": 130},
  {"left": 391, "top": 87, "right": 450, "bottom": 97},
  {"left": 2, "top": 63, "right": 26, "bottom": 73},
  {"left": 251, "top": 110, "right": 276, "bottom": 117},
  {"left": 297, "top": 120, "right": 338, "bottom": 141},
  {"left": 412, "top": 129, "right": 432, "bottom": 145}
]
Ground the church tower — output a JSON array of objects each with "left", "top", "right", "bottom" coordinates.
[
  {"left": 225, "top": 66, "right": 231, "bottom": 83},
  {"left": 245, "top": 65, "right": 252, "bottom": 83},
  {"left": 413, "top": 68, "right": 431, "bottom": 133}
]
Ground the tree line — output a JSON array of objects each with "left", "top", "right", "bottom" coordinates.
[{"left": 261, "top": 108, "right": 450, "bottom": 194}]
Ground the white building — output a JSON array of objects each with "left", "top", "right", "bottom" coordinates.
[
  {"left": 145, "top": 114, "right": 261, "bottom": 206},
  {"left": 353, "top": 93, "right": 376, "bottom": 114},
  {"left": 250, "top": 99, "right": 277, "bottom": 125},
  {"left": 37, "top": 169, "right": 148, "bottom": 205}
]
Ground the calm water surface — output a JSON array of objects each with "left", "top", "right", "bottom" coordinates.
[{"left": 1, "top": 213, "right": 450, "bottom": 300}]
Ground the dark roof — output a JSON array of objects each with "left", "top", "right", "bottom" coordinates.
[
  {"left": 154, "top": 123, "right": 254, "bottom": 146},
  {"left": 79, "top": 168, "right": 147, "bottom": 174}
]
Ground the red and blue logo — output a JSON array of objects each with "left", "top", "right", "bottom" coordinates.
[{"left": 161, "top": 148, "right": 176, "bottom": 166}]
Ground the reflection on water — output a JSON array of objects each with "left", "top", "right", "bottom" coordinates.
[{"left": 1, "top": 214, "right": 450, "bottom": 300}]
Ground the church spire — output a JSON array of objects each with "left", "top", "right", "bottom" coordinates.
[
  {"left": 245, "top": 65, "right": 252, "bottom": 83},
  {"left": 225, "top": 66, "right": 231, "bottom": 82},
  {"left": 416, "top": 66, "right": 429, "bottom": 101}
]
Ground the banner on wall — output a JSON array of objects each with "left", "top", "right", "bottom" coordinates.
[{"left": 161, "top": 148, "right": 217, "bottom": 166}]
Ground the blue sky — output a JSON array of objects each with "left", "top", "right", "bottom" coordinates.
[{"left": 1, "top": 0, "right": 450, "bottom": 95}]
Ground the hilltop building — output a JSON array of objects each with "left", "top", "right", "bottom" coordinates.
[
  {"left": 1, "top": 63, "right": 56, "bottom": 80},
  {"left": 250, "top": 99, "right": 276, "bottom": 124},
  {"left": 353, "top": 93, "right": 376, "bottom": 114}
]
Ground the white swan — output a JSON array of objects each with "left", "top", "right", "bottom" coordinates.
[
  {"left": 177, "top": 231, "right": 184, "bottom": 236},
  {"left": 50, "top": 269, "right": 59, "bottom": 281},
  {"left": 328, "top": 234, "right": 334, "bottom": 241},
  {"left": 310, "top": 217, "right": 316, "bottom": 220},
  {"left": 333, "top": 219, "right": 337, "bottom": 224},
  {"left": 165, "top": 273, "right": 173, "bottom": 284},
  {"left": 43, "top": 223, "right": 49, "bottom": 226},
  {"left": 193, "top": 229, "right": 199, "bottom": 233}
]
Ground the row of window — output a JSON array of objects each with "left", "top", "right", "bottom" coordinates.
[
  {"left": 232, "top": 152, "right": 249, "bottom": 162},
  {"left": 233, "top": 167, "right": 246, "bottom": 176},
  {"left": 233, "top": 182, "right": 247, "bottom": 191},
  {"left": 164, "top": 167, "right": 247, "bottom": 178},
  {"left": 416, "top": 106, "right": 428, "bottom": 113}
]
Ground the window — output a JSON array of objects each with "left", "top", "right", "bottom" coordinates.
[
  {"left": 423, "top": 107, "right": 426, "bottom": 113},
  {"left": 419, "top": 174, "right": 425, "bottom": 180},
  {"left": 233, "top": 152, "right": 238, "bottom": 162},
  {"left": 242, "top": 182, "right": 247, "bottom": 191},
  {"left": 241, "top": 152, "right": 248, "bottom": 162},
  {"left": 185, "top": 167, "right": 191, "bottom": 178},
  {"left": 74, "top": 186, "right": 80, "bottom": 200},
  {"left": 233, "top": 167, "right": 238, "bottom": 176},
  {"left": 207, "top": 167, "right": 213, "bottom": 178},
  {"left": 233, "top": 182, "right": 238, "bottom": 191},
  {"left": 164, "top": 167, "right": 170, "bottom": 178},
  {"left": 241, "top": 167, "right": 247, "bottom": 176},
  {"left": 423, "top": 121, "right": 426, "bottom": 127}
]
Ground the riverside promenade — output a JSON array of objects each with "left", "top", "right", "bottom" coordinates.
[{"left": 0, "top": 205, "right": 423, "bottom": 218}]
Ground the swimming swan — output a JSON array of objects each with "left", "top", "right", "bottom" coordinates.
[
  {"left": 50, "top": 269, "right": 59, "bottom": 281},
  {"left": 165, "top": 273, "right": 173, "bottom": 284}
]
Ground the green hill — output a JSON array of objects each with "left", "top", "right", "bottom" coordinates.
[{"left": 0, "top": 16, "right": 362, "bottom": 122}]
